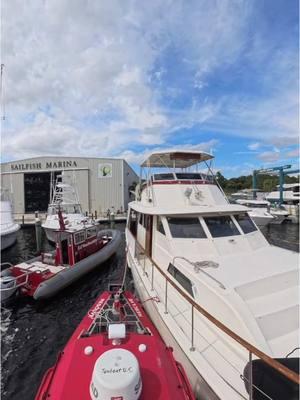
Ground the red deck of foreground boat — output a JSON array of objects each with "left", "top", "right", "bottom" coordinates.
[{"left": 35, "top": 291, "right": 195, "bottom": 400}]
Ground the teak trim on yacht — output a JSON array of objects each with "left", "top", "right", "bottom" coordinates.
[{"left": 133, "top": 239, "right": 300, "bottom": 385}]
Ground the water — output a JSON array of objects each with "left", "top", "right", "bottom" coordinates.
[
  {"left": 1, "top": 223, "right": 129, "bottom": 400},
  {"left": 1, "top": 222, "right": 299, "bottom": 400}
]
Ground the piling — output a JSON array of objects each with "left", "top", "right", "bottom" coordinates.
[
  {"left": 110, "top": 211, "right": 115, "bottom": 229},
  {"left": 35, "top": 211, "right": 42, "bottom": 252}
]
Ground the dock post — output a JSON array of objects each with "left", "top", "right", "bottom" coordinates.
[
  {"left": 35, "top": 211, "right": 42, "bottom": 252},
  {"left": 95, "top": 210, "right": 97, "bottom": 220},
  {"left": 110, "top": 211, "right": 115, "bottom": 229}
]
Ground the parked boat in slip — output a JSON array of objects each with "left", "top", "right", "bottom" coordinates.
[
  {"left": 0, "top": 191, "right": 20, "bottom": 251},
  {"left": 125, "top": 151, "right": 299, "bottom": 400},
  {"left": 0, "top": 210, "right": 121, "bottom": 301},
  {"left": 35, "top": 289, "right": 195, "bottom": 400},
  {"left": 42, "top": 172, "right": 96, "bottom": 242}
]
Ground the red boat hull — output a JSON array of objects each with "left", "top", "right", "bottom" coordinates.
[{"left": 35, "top": 291, "right": 195, "bottom": 400}]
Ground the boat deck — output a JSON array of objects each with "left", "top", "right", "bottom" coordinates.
[{"left": 16, "top": 261, "right": 66, "bottom": 274}]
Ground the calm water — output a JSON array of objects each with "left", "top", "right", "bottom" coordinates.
[{"left": 1, "top": 222, "right": 299, "bottom": 400}]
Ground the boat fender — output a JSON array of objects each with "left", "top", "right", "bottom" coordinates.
[
  {"left": 90, "top": 348, "right": 142, "bottom": 400},
  {"left": 243, "top": 357, "right": 299, "bottom": 400}
]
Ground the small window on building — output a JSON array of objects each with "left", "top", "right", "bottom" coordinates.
[
  {"left": 167, "top": 217, "right": 207, "bottom": 238},
  {"left": 204, "top": 216, "right": 240, "bottom": 238},
  {"left": 234, "top": 214, "right": 257, "bottom": 234},
  {"left": 157, "top": 216, "right": 165, "bottom": 235},
  {"left": 74, "top": 231, "right": 86, "bottom": 244},
  {"left": 86, "top": 227, "right": 97, "bottom": 238},
  {"left": 168, "top": 264, "right": 194, "bottom": 297}
]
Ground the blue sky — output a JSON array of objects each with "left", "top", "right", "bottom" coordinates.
[{"left": 1, "top": 0, "right": 299, "bottom": 177}]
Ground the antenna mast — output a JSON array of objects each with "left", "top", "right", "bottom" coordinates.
[{"left": 1, "top": 64, "right": 5, "bottom": 120}]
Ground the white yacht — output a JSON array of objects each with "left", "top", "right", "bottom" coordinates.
[
  {"left": 0, "top": 191, "right": 20, "bottom": 251},
  {"left": 125, "top": 151, "right": 299, "bottom": 400},
  {"left": 42, "top": 173, "right": 96, "bottom": 242},
  {"left": 235, "top": 199, "right": 288, "bottom": 226},
  {"left": 266, "top": 183, "right": 299, "bottom": 223}
]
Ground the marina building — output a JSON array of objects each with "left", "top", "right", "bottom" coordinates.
[{"left": 0, "top": 156, "right": 138, "bottom": 217}]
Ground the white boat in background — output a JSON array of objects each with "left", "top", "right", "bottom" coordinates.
[
  {"left": 235, "top": 199, "right": 288, "bottom": 226},
  {"left": 266, "top": 183, "right": 300, "bottom": 223},
  {"left": 42, "top": 173, "right": 97, "bottom": 242},
  {"left": 0, "top": 191, "right": 20, "bottom": 251},
  {"left": 125, "top": 151, "right": 299, "bottom": 400}
]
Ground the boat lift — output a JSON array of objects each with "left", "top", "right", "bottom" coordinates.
[{"left": 252, "top": 165, "right": 299, "bottom": 205}]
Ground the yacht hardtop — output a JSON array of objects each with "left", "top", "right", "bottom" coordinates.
[{"left": 126, "top": 150, "right": 299, "bottom": 400}]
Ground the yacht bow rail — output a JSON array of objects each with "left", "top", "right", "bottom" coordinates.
[{"left": 131, "top": 240, "right": 299, "bottom": 397}]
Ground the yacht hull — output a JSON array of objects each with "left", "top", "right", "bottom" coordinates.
[
  {"left": 43, "top": 227, "right": 67, "bottom": 243},
  {"left": 1, "top": 226, "right": 20, "bottom": 251},
  {"left": 251, "top": 215, "right": 273, "bottom": 227},
  {"left": 127, "top": 248, "right": 219, "bottom": 400}
]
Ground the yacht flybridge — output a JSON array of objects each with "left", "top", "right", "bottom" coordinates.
[{"left": 125, "top": 151, "right": 299, "bottom": 400}]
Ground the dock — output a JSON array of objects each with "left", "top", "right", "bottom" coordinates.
[{"left": 14, "top": 212, "right": 127, "bottom": 227}]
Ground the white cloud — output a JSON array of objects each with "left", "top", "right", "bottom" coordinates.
[
  {"left": 256, "top": 151, "right": 281, "bottom": 163},
  {"left": 1, "top": 0, "right": 298, "bottom": 164},
  {"left": 285, "top": 149, "right": 300, "bottom": 158},
  {"left": 248, "top": 142, "right": 261, "bottom": 150}
]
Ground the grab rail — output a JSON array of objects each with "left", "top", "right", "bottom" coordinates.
[
  {"left": 133, "top": 239, "right": 300, "bottom": 386},
  {"left": 0, "top": 270, "right": 37, "bottom": 291}
]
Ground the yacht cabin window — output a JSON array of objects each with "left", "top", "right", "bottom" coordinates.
[
  {"left": 167, "top": 217, "right": 207, "bottom": 238},
  {"left": 203, "top": 216, "right": 240, "bottom": 238},
  {"left": 156, "top": 216, "right": 165, "bottom": 235},
  {"left": 175, "top": 172, "right": 202, "bottom": 180},
  {"left": 153, "top": 173, "right": 175, "bottom": 181},
  {"left": 234, "top": 214, "right": 257, "bottom": 234},
  {"left": 74, "top": 231, "right": 86, "bottom": 244},
  {"left": 86, "top": 227, "right": 97, "bottom": 238},
  {"left": 128, "top": 209, "right": 138, "bottom": 237},
  {"left": 168, "top": 264, "right": 194, "bottom": 297}
]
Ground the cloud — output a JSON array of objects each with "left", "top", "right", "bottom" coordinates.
[
  {"left": 285, "top": 149, "right": 300, "bottom": 158},
  {"left": 248, "top": 142, "right": 261, "bottom": 151},
  {"left": 256, "top": 151, "right": 281, "bottom": 163},
  {"left": 1, "top": 0, "right": 298, "bottom": 164}
]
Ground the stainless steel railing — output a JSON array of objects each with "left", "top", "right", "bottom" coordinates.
[{"left": 130, "top": 239, "right": 300, "bottom": 400}]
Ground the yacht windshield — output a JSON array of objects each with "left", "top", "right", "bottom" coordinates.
[
  {"left": 175, "top": 173, "right": 203, "bottom": 180},
  {"left": 167, "top": 217, "right": 207, "bottom": 238},
  {"left": 203, "top": 216, "right": 240, "bottom": 238},
  {"left": 153, "top": 173, "right": 175, "bottom": 181},
  {"left": 234, "top": 214, "right": 257, "bottom": 234}
]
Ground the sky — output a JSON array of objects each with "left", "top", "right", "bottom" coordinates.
[{"left": 1, "top": 0, "right": 299, "bottom": 177}]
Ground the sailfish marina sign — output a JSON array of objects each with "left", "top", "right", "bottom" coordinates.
[{"left": 10, "top": 160, "right": 78, "bottom": 171}]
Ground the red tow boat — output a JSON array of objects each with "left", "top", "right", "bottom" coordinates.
[{"left": 35, "top": 290, "right": 195, "bottom": 400}]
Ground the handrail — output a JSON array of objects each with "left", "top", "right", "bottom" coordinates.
[
  {"left": 0, "top": 270, "right": 37, "bottom": 291},
  {"left": 134, "top": 239, "right": 300, "bottom": 385}
]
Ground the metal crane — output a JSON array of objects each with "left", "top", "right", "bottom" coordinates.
[{"left": 253, "top": 165, "right": 299, "bottom": 205}]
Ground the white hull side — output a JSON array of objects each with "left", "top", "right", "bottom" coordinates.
[
  {"left": 269, "top": 214, "right": 286, "bottom": 224},
  {"left": 1, "top": 230, "right": 18, "bottom": 251},
  {"left": 128, "top": 253, "right": 219, "bottom": 400},
  {"left": 250, "top": 215, "right": 273, "bottom": 227},
  {"left": 43, "top": 228, "right": 68, "bottom": 243}
]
